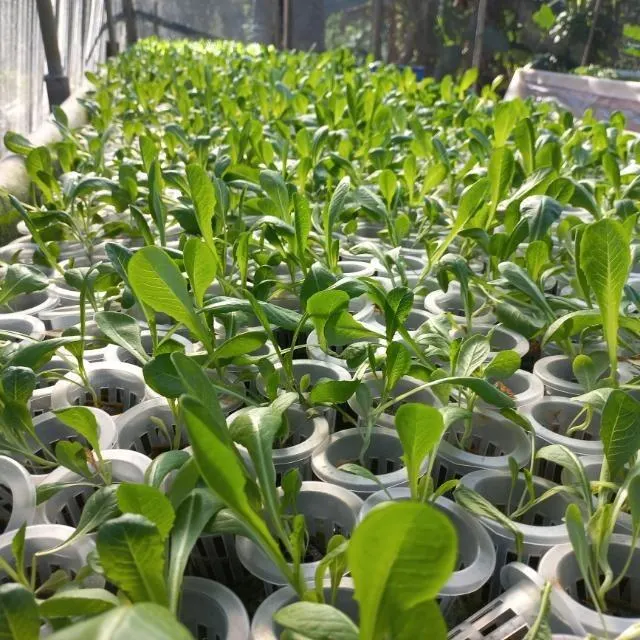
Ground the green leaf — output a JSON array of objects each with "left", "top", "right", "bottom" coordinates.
[
  {"left": 53, "top": 407, "right": 102, "bottom": 460},
  {"left": 294, "top": 194, "right": 312, "bottom": 264},
  {"left": 0, "top": 265, "right": 48, "bottom": 306},
  {"left": 455, "top": 334, "right": 491, "bottom": 377},
  {"left": 54, "top": 441, "right": 92, "bottom": 477},
  {"left": 95, "top": 311, "right": 147, "bottom": 364},
  {"left": 147, "top": 161, "right": 166, "bottom": 245},
  {"left": 600, "top": 390, "right": 640, "bottom": 479},
  {"left": 307, "top": 290, "right": 350, "bottom": 350},
  {"left": 143, "top": 354, "right": 184, "bottom": 398},
  {"left": 485, "top": 350, "right": 521, "bottom": 380},
  {"left": 39, "top": 588, "right": 119, "bottom": 618},
  {"left": 493, "top": 101, "right": 520, "bottom": 147},
  {"left": 96, "top": 514, "right": 168, "bottom": 605},
  {"left": 300, "top": 264, "right": 337, "bottom": 309},
  {"left": 487, "top": 147, "right": 515, "bottom": 226},
  {"left": 212, "top": 330, "right": 267, "bottom": 361},
  {"left": 454, "top": 484, "right": 524, "bottom": 558},
  {"left": 47, "top": 603, "right": 192, "bottom": 640},
  {"left": 395, "top": 404, "right": 444, "bottom": 499},
  {"left": 325, "top": 311, "right": 381, "bottom": 347},
  {"left": 5, "top": 337, "right": 82, "bottom": 370},
  {"left": 260, "top": 170, "right": 289, "bottom": 219},
  {"left": 183, "top": 237, "right": 217, "bottom": 307},
  {"left": 327, "top": 177, "right": 351, "bottom": 230},
  {"left": 275, "top": 602, "right": 359, "bottom": 640},
  {"left": 520, "top": 196, "right": 562, "bottom": 241},
  {"left": 167, "top": 488, "right": 222, "bottom": 613},
  {"left": 348, "top": 501, "right": 456, "bottom": 640},
  {"left": 565, "top": 503, "right": 595, "bottom": 604},
  {"left": 536, "top": 445, "right": 592, "bottom": 507},
  {"left": 128, "top": 246, "right": 211, "bottom": 350},
  {"left": 379, "top": 169, "right": 397, "bottom": 208},
  {"left": 499, "top": 261, "right": 554, "bottom": 320},
  {"left": 580, "top": 219, "right": 631, "bottom": 380},
  {"left": 533, "top": 3, "right": 555, "bottom": 30},
  {"left": 3, "top": 132, "right": 34, "bottom": 156},
  {"left": 1, "top": 367, "right": 36, "bottom": 404},
  {"left": 179, "top": 396, "right": 280, "bottom": 561},
  {"left": 513, "top": 117, "right": 535, "bottom": 174},
  {"left": 186, "top": 164, "right": 216, "bottom": 251},
  {"left": 0, "top": 584, "right": 39, "bottom": 640},
  {"left": 117, "top": 483, "right": 175, "bottom": 541},
  {"left": 309, "top": 380, "right": 360, "bottom": 405},
  {"left": 203, "top": 297, "right": 308, "bottom": 332},
  {"left": 145, "top": 450, "right": 191, "bottom": 488},
  {"left": 384, "top": 342, "right": 412, "bottom": 395}
]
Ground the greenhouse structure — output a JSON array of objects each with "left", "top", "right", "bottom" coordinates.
[{"left": 1, "top": 1, "right": 640, "bottom": 638}]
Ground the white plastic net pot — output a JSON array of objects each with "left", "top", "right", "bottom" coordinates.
[
  {"left": 311, "top": 427, "right": 414, "bottom": 497},
  {"left": 305, "top": 328, "right": 384, "bottom": 373},
  {"left": 179, "top": 576, "right": 250, "bottom": 640},
  {"left": 459, "top": 470, "right": 575, "bottom": 599},
  {"left": 0, "top": 314, "right": 46, "bottom": 350},
  {"left": 434, "top": 412, "right": 531, "bottom": 486},
  {"left": 0, "top": 456, "right": 36, "bottom": 533},
  {"left": 51, "top": 363, "right": 155, "bottom": 416},
  {"left": 447, "top": 562, "right": 585, "bottom": 639},
  {"left": 251, "top": 578, "right": 357, "bottom": 640},
  {"left": 35, "top": 449, "right": 151, "bottom": 526},
  {"left": 347, "top": 374, "right": 440, "bottom": 430},
  {"left": 451, "top": 324, "right": 530, "bottom": 360},
  {"left": 533, "top": 355, "right": 633, "bottom": 397},
  {"left": 476, "top": 370, "right": 544, "bottom": 411},
  {"left": 236, "top": 481, "right": 362, "bottom": 593},
  {"left": 522, "top": 397, "right": 602, "bottom": 481},
  {"left": 0, "top": 289, "right": 59, "bottom": 317},
  {"left": 358, "top": 488, "right": 495, "bottom": 625},
  {"left": 539, "top": 535, "right": 640, "bottom": 637},
  {"left": 229, "top": 406, "right": 329, "bottom": 482},
  {"left": 24, "top": 408, "right": 118, "bottom": 485},
  {"left": 29, "top": 356, "right": 76, "bottom": 417},
  {"left": 38, "top": 304, "right": 95, "bottom": 332},
  {"left": 0, "top": 524, "right": 100, "bottom": 588},
  {"left": 424, "top": 285, "right": 496, "bottom": 325},
  {"left": 116, "top": 398, "right": 187, "bottom": 457}
]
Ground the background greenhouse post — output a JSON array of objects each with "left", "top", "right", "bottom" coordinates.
[
  {"left": 104, "top": 0, "right": 119, "bottom": 58},
  {"left": 372, "top": 0, "right": 383, "bottom": 59},
  {"left": 35, "top": 0, "right": 70, "bottom": 109},
  {"left": 123, "top": 0, "right": 139, "bottom": 46}
]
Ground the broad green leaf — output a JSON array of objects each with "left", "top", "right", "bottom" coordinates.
[
  {"left": 39, "top": 588, "right": 119, "bottom": 618},
  {"left": 47, "top": 603, "right": 192, "bottom": 640},
  {"left": 128, "top": 247, "right": 211, "bottom": 350},
  {"left": 96, "top": 514, "right": 168, "bottom": 605},
  {"left": 53, "top": 407, "right": 102, "bottom": 460},
  {"left": 379, "top": 169, "right": 397, "bottom": 208},
  {"left": 533, "top": 3, "right": 555, "bottom": 30},
  {"left": 580, "top": 219, "right": 631, "bottom": 380},
  {"left": 520, "top": 196, "right": 562, "bottom": 241},
  {"left": 170, "top": 353, "right": 226, "bottom": 430},
  {"left": 309, "top": 380, "right": 360, "bottom": 405},
  {"left": 348, "top": 501, "right": 456, "bottom": 640},
  {"left": 487, "top": 147, "right": 515, "bottom": 226},
  {"left": 179, "top": 396, "right": 280, "bottom": 560},
  {"left": 493, "top": 101, "right": 520, "bottom": 147},
  {"left": 186, "top": 164, "right": 216, "bottom": 252},
  {"left": 1, "top": 367, "right": 36, "bottom": 404},
  {"left": 307, "top": 290, "right": 350, "bottom": 350},
  {"left": 565, "top": 504, "right": 596, "bottom": 605},
  {"left": 454, "top": 484, "right": 524, "bottom": 558},
  {"left": 95, "top": 311, "right": 147, "bottom": 364},
  {"left": 485, "top": 350, "right": 521, "bottom": 380},
  {"left": 183, "top": 237, "right": 217, "bottom": 307},
  {"left": 212, "top": 331, "right": 267, "bottom": 361},
  {"left": 167, "top": 489, "right": 222, "bottom": 613},
  {"left": 513, "top": 117, "right": 535, "bottom": 174},
  {"left": 498, "top": 261, "right": 554, "bottom": 320},
  {"left": 5, "top": 337, "right": 82, "bottom": 370},
  {"left": 0, "top": 265, "right": 48, "bottom": 306},
  {"left": 384, "top": 342, "right": 412, "bottom": 395},
  {"left": 117, "top": 483, "right": 175, "bottom": 540},
  {"left": 203, "top": 297, "right": 308, "bottom": 332},
  {"left": 275, "top": 602, "right": 359, "bottom": 640},
  {"left": 145, "top": 450, "right": 191, "bottom": 488},
  {"left": 600, "top": 390, "right": 640, "bottom": 478},
  {"left": 143, "top": 354, "right": 184, "bottom": 398},
  {"left": 542, "top": 310, "right": 640, "bottom": 347},
  {"left": 3, "top": 131, "right": 34, "bottom": 156},
  {"left": 300, "top": 264, "right": 337, "bottom": 309},
  {"left": 0, "top": 583, "right": 39, "bottom": 640},
  {"left": 147, "top": 161, "right": 166, "bottom": 245},
  {"left": 395, "top": 404, "right": 444, "bottom": 499},
  {"left": 455, "top": 334, "right": 491, "bottom": 377},
  {"left": 260, "top": 170, "right": 289, "bottom": 219},
  {"left": 536, "top": 445, "right": 592, "bottom": 508}
]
